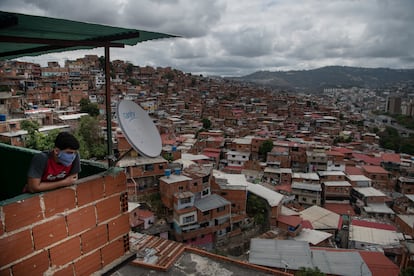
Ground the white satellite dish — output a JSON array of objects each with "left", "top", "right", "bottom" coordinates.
[{"left": 116, "top": 100, "right": 162, "bottom": 158}]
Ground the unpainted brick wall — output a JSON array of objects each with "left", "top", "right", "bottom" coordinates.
[{"left": 0, "top": 170, "right": 130, "bottom": 275}]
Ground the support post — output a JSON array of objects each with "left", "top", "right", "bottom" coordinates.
[{"left": 105, "top": 46, "right": 113, "bottom": 167}]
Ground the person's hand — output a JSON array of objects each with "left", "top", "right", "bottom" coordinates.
[{"left": 63, "top": 175, "right": 78, "bottom": 186}]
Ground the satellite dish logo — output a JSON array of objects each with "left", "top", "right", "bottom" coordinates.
[{"left": 123, "top": 110, "right": 136, "bottom": 122}]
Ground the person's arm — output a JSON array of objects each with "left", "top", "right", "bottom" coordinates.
[{"left": 27, "top": 173, "right": 78, "bottom": 193}]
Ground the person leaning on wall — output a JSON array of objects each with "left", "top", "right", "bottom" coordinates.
[{"left": 24, "top": 131, "right": 81, "bottom": 193}]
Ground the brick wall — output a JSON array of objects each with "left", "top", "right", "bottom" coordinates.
[{"left": 0, "top": 169, "right": 130, "bottom": 275}]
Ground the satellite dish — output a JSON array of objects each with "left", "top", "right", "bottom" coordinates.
[{"left": 116, "top": 100, "right": 162, "bottom": 158}]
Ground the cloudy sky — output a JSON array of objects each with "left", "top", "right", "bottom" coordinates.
[{"left": 1, "top": 0, "right": 414, "bottom": 77}]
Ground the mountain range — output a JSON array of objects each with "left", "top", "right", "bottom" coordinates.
[{"left": 231, "top": 66, "right": 414, "bottom": 92}]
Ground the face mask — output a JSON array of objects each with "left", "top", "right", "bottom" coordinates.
[{"left": 57, "top": 151, "right": 76, "bottom": 166}]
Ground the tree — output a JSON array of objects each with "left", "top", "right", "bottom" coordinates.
[
  {"left": 259, "top": 139, "right": 273, "bottom": 160},
  {"left": 246, "top": 193, "right": 268, "bottom": 227},
  {"left": 20, "top": 120, "right": 58, "bottom": 150},
  {"left": 79, "top": 98, "right": 100, "bottom": 117},
  {"left": 400, "top": 267, "right": 414, "bottom": 276},
  {"left": 125, "top": 63, "right": 133, "bottom": 77},
  {"left": 75, "top": 115, "right": 106, "bottom": 159},
  {"left": 202, "top": 118, "right": 211, "bottom": 129}
]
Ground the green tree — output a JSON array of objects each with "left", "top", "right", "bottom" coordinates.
[
  {"left": 202, "top": 118, "right": 211, "bottom": 129},
  {"left": 400, "top": 267, "right": 414, "bottom": 276},
  {"left": 259, "top": 139, "right": 274, "bottom": 160},
  {"left": 295, "top": 267, "right": 325, "bottom": 276},
  {"left": 79, "top": 98, "right": 100, "bottom": 117},
  {"left": 21, "top": 120, "right": 59, "bottom": 150},
  {"left": 246, "top": 193, "right": 268, "bottom": 227},
  {"left": 378, "top": 126, "right": 401, "bottom": 152},
  {"left": 75, "top": 115, "right": 106, "bottom": 159},
  {"left": 125, "top": 63, "right": 133, "bottom": 77}
]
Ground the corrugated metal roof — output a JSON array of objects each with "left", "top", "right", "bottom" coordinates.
[
  {"left": 247, "top": 183, "right": 284, "bottom": 207},
  {"left": 346, "top": 174, "right": 372, "bottom": 181},
  {"left": 311, "top": 250, "right": 371, "bottom": 276},
  {"left": 318, "top": 170, "right": 345, "bottom": 176},
  {"left": 300, "top": 205, "right": 341, "bottom": 230},
  {"left": 194, "top": 193, "right": 230, "bottom": 212},
  {"left": 292, "top": 172, "right": 320, "bottom": 180},
  {"left": 249, "top": 239, "right": 314, "bottom": 270},
  {"left": 363, "top": 203, "right": 395, "bottom": 214},
  {"left": 291, "top": 182, "right": 322, "bottom": 192},
  {"left": 323, "top": 181, "right": 352, "bottom": 187},
  {"left": 397, "top": 214, "right": 414, "bottom": 228},
  {"left": 405, "top": 195, "right": 414, "bottom": 202},
  {"left": 293, "top": 228, "right": 332, "bottom": 246},
  {"left": 0, "top": 11, "right": 177, "bottom": 60},
  {"left": 349, "top": 225, "right": 401, "bottom": 246},
  {"left": 353, "top": 187, "right": 386, "bottom": 197}
]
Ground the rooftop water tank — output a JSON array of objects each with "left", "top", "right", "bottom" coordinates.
[{"left": 164, "top": 169, "right": 171, "bottom": 177}]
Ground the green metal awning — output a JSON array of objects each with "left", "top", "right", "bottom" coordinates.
[{"left": 0, "top": 11, "right": 176, "bottom": 60}]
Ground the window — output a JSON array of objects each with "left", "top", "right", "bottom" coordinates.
[
  {"left": 193, "top": 182, "right": 198, "bottom": 186},
  {"left": 180, "top": 197, "right": 191, "bottom": 204},
  {"left": 217, "top": 206, "right": 225, "bottom": 212},
  {"left": 203, "top": 211, "right": 210, "bottom": 216},
  {"left": 144, "top": 164, "right": 154, "bottom": 171},
  {"left": 159, "top": 164, "right": 164, "bottom": 169},
  {"left": 202, "top": 189, "right": 210, "bottom": 196},
  {"left": 179, "top": 186, "right": 183, "bottom": 191},
  {"left": 183, "top": 215, "right": 195, "bottom": 223}
]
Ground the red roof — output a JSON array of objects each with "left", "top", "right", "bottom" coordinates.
[
  {"left": 301, "top": 220, "right": 313, "bottom": 229},
  {"left": 277, "top": 215, "right": 302, "bottom": 227},
  {"left": 324, "top": 203, "right": 356, "bottom": 216},
  {"left": 272, "top": 146, "right": 289, "bottom": 153},
  {"left": 361, "top": 165, "right": 388, "bottom": 174},
  {"left": 137, "top": 209, "right": 154, "bottom": 219},
  {"left": 203, "top": 151, "right": 220, "bottom": 158},
  {"left": 326, "top": 150, "right": 344, "bottom": 157},
  {"left": 352, "top": 153, "right": 381, "bottom": 166},
  {"left": 345, "top": 166, "right": 363, "bottom": 175},
  {"left": 223, "top": 166, "right": 243, "bottom": 173},
  {"left": 359, "top": 251, "right": 400, "bottom": 276},
  {"left": 332, "top": 147, "right": 354, "bottom": 154},
  {"left": 381, "top": 153, "right": 401, "bottom": 164},
  {"left": 275, "top": 184, "right": 292, "bottom": 193},
  {"left": 352, "top": 219, "right": 397, "bottom": 231}
]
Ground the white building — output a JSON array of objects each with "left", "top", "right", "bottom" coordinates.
[{"left": 226, "top": 150, "right": 250, "bottom": 168}]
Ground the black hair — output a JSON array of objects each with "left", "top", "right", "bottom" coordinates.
[{"left": 54, "top": 132, "right": 80, "bottom": 150}]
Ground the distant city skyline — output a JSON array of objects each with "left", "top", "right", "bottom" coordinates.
[{"left": 1, "top": 0, "right": 414, "bottom": 77}]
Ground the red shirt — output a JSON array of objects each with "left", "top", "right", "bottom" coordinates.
[{"left": 41, "top": 157, "right": 73, "bottom": 182}]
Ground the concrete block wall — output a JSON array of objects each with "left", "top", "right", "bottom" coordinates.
[{"left": 0, "top": 170, "right": 130, "bottom": 276}]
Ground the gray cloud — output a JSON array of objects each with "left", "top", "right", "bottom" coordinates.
[{"left": 1, "top": 0, "right": 413, "bottom": 77}]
